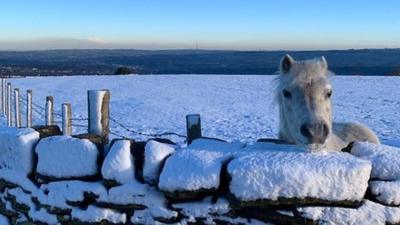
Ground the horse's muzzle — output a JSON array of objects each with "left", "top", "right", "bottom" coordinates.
[{"left": 300, "top": 122, "right": 329, "bottom": 144}]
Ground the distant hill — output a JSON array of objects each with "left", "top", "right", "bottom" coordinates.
[{"left": 1, "top": 48, "right": 400, "bottom": 76}]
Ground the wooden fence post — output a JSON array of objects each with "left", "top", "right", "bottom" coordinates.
[
  {"left": 1, "top": 78, "right": 5, "bottom": 116},
  {"left": 26, "top": 90, "right": 32, "bottom": 127},
  {"left": 45, "top": 96, "right": 54, "bottom": 126},
  {"left": 14, "top": 88, "right": 21, "bottom": 127},
  {"left": 186, "top": 114, "right": 202, "bottom": 144},
  {"left": 87, "top": 90, "right": 110, "bottom": 144},
  {"left": 6, "top": 83, "right": 12, "bottom": 127},
  {"left": 62, "top": 103, "right": 72, "bottom": 135}
]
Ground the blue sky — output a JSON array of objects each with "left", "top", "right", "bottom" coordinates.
[{"left": 0, "top": 0, "right": 399, "bottom": 50}]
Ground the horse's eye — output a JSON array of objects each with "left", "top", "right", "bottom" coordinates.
[
  {"left": 326, "top": 90, "right": 332, "bottom": 98},
  {"left": 283, "top": 90, "right": 292, "bottom": 99}
]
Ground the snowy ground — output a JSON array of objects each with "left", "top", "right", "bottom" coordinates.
[{"left": 5, "top": 75, "right": 400, "bottom": 146}]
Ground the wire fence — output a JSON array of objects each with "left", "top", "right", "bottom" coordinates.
[{"left": 16, "top": 88, "right": 187, "bottom": 140}]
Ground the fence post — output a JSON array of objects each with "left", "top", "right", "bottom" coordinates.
[
  {"left": 45, "top": 96, "right": 54, "bottom": 126},
  {"left": 62, "top": 103, "right": 72, "bottom": 135},
  {"left": 1, "top": 78, "right": 5, "bottom": 116},
  {"left": 87, "top": 90, "right": 110, "bottom": 144},
  {"left": 186, "top": 114, "right": 202, "bottom": 144},
  {"left": 26, "top": 90, "right": 32, "bottom": 127},
  {"left": 6, "top": 83, "right": 12, "bottom": 127},
  {"left": 14, "top": 88, "right": 21, "bottom": 127}
]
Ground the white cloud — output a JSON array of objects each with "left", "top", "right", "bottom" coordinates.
[{"left": 87, "top": 37, "right": 109, "bottom": 45}]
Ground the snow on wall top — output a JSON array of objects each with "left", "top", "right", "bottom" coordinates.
[
  {"left": 228, "top": 151, "right": 372, "bottom": 202},
  {"left": 158, "top": 138, "right": 244, "bottom": 194},
  {"left": 158, "top": 148, "right": 227, "bottom": 192},
  {"left": 35, "top": 136, "right": 99, "bottom": 178},
  {"left": 143, "top": 140, "right": 176, "bottom": 185},
  {"left": 101, "top": 139, "right": 135, "bottom": 184},
  {"left": 0, "top": 127, "right": 40, "bottom": 174},
  {"left": 351, "top": 142, "right": 400, "bottom": 180}
]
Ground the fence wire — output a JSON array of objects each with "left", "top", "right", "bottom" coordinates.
[{"left": 14, "top": 89, "right": 187, "bottom": 140}]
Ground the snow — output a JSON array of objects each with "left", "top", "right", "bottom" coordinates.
[
  {"left": 188, "top": 138, "right": 244, "bottom": 153},
  {"left": 98, "top": 181, "right": 147, "bottom": 205},
  {"left": 158, "top": 149, "right": 228, "bottom": 193},
  {"left": 369, "top": 180, "right": 400, "bottom": 206},
  {"left": 28, "top": 207, "right": 59, "bottom": 225},
  {"left": 35, "top": 136, "right": 99, "bottom": 178},
  {"left": 351, "top": 142, "right": 400, "bottom": 180},
  {"left": 0, "top": 168, "right": 37, "bottom": 193},
  {"left": 8, "top": 187, "right": 33, "bottom": 208},
  {"left": 7, "top": 187, "right": 59, "bottom": 225},
  {"left": 0, "top": 214, "right": 9, "bottom": 225},
  {"left": 71, "top": 205, "right": 126, "bottom": 223},
  {"left": 38, "top": 180, "right": 107, "bottom": 209},
  {"left": 2, "top": 74, "right": 400, "bottom": 223},
  {"left": 101, "top": 139, "right": 135, "bottom": 184},
  {"left": 297, "top": 200, "right": 400, "bottom": 225},
  {"left": 7, "top": 75, "right": 400, "bottom": 145},
  {"left": 99, "top": 182, "right": 178, "bottom": 220},
  {"left": 88, "top": 90, "right": 107, "bottom": 135},
  {"left": 243, "top": 141, "right": 304, "bottom": 152},
  {"left": 158, "top": 138, "right": 245, "bottom": 193},
  {"left": 0, "top": 127, "right": 39, "bottom": 174},
  {"left": 143, "top": 140, "right": 176, "bottom": 184},
  {"left": 172, "top": 197, "right": 230, "bottom": 219},
  {"left": 228, "top": 151, "right": 371, "bottom": 202}
]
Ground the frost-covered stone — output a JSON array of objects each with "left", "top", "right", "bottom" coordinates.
[
  {"left": 35, "top": 136, "right": 99, "bottom": 179},
  {"left": 101, "top": 140, "right": 135, "bottom": 184},
  {"left": 369, "top": 180, "right": 400, "bottom": 206},
  {"left": 297, "top": 200, "right": 400, "bottom": 225},
  {"left": 143, "top": 140, "right": 175, "bottom": 185},
  {"left": 228, "top": 151, "right": 371, "bottom": 205},
  {"left": 71, "top": 205, "right": 127, "bottom": 224},
  {"left": 0, "top": 127, "right": 40, "bottom": 174},
  {"left": 351, "top": 142, "right": 400, "bottom": 180}
]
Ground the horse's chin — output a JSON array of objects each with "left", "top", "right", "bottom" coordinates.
[{"left": 304, "top": 144, "right": 325, "bottom": 153}]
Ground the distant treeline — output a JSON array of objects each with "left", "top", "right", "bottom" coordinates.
[{"left": 0, "top": 48, "right": 400, "bottom": 76}]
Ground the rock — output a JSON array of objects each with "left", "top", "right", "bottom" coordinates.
[
  {"left": 101, "top": 140, "right": 135, "bottom": 185},
  {"left": 143, "top": 140, "right": 176, "bottom": 185},
  {"left": 351, "top": 142, "right": 400, "bottom": 180},
  {"left": 32, "top": 125, "right": 62, "bottom": 139},
  {"left": 228, "top": 151, "right": 371, "bottom": 207},
  {"left": 35, "top": 136, "right": 100, "bottom": 181},
  {"left": 369, "top": 180, "right": 400, "bottom": 206},
  {"left": 0, "top": 127, "right": 40, "bottom": 175}
]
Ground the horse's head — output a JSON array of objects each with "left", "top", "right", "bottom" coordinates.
[{"left": 276, "top": 54, "right": 333, "bottom": 150}]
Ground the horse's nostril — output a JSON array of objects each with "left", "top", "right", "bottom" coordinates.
[
  {"left": 322, "top": 124, "right": 329, "bottom": 139},
  {"left": 300, "top": 124, "right": 312, "bottom": 138}
]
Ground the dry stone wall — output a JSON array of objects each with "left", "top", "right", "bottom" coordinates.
[{"left": 0, "top": 126, "right": 400, "bottom": 225}]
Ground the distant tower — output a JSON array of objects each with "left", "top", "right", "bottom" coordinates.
[{"left": 195, "top": 41, "right": 199, "bottom": 50}]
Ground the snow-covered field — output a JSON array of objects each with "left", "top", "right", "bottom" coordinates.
[{"left": 6, "top": 75, "right": 400, "bottom": 146}]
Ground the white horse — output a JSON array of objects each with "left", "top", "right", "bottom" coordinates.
[{"left": 276, "top": 54, "right": 379, "bottom": 151}]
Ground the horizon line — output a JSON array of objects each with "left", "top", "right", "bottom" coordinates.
[{"left": 1, "top": 47, "right": 399, "bottom": 52}]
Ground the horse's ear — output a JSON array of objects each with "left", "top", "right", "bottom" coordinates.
[
  {"left": 280, "top": 54, "right": 294, "bottom": 74},
  {"left": 320, "top": 56, "right": 328, "bottom": 70}
]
